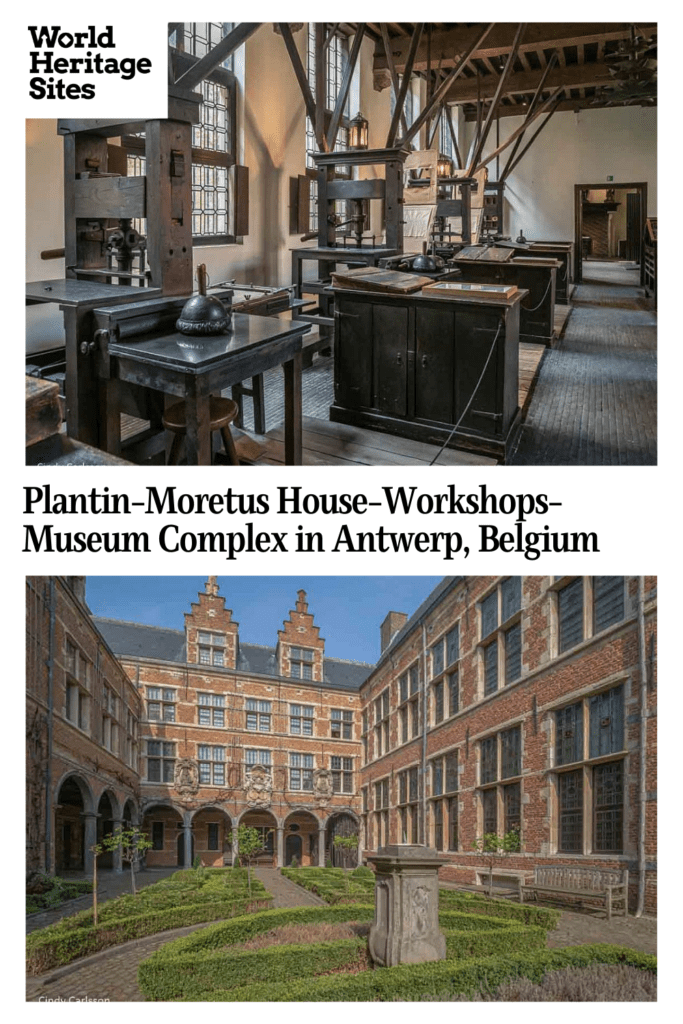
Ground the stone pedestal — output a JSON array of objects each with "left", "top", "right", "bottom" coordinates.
[{"left": 367, "top": 845, "right": 446, "bottom": 967}]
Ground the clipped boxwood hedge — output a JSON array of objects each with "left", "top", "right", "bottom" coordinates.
[
  {"left": 138, "top": 904, "right": 548, "bottom": 1001},
  {"left": 438, "top": 891, "right": 560, "bottom": 929},
  {"left": 201, "top": 945, "right": 656, "bottom": 1002},
  {"left": 26, "top": 869, "right": 271, "bottom": 975}
]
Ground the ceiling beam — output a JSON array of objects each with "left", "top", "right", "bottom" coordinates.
[
  {"left": 504, "top": 93, "right": 565, "bottom": 177},
  {"left": 278, "top": 23, "right": 329, "bottom": 151},
  {"left": 326, "top": 25, "right": 366, "bottom": 150},
  {"left": 500, "top": 50, "right": 559, "bottom": 180},
  {"left": 463, "top": 94, "right": 656, "bottom": 119},
  {"left": 386, "top": 24, "right": 424, "bottom": 147},
  {"left": 380, "top": 23, "right": 409, "bottom": 141},
  {"left": 397, "top": 24, "right": 496, "bottom": 148},
  {"left": 445, "top": 59, "right": 615, "bottom": 104},
  {"left": 472, "top": 86, "right": 563, "bottom": 173},
  {"left": 466, "top": 23, "right": 526, "bottom": 176},
  {"left": 373, "top": 23, "right": 656, "bottom": 74},
  {"left": 174, "top": 23, "right": 261, "bottom": 90}
]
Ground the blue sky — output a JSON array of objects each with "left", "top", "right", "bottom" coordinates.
[{"left": 85, "top": 577, "right": 443, "bottom": 664}]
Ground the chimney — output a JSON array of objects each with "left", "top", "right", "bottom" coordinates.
[{"left": 381, "top": 610, "right": 408, "bottom": 653}]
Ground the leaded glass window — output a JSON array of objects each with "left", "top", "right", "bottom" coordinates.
[
  {"left": 593, "top": 577, "right": 625, "bottom": 633},
  {"left": 558, "top": 578, "right": 584, "bottom": 652},
  {"left": 558, "top": 770, "right": 583, "bottom": 852}
]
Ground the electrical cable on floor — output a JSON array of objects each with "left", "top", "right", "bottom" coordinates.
[
  {"left": 523, "top": 276, "right": 553, "bottom": 312},
  {"left": 429, "top": 320, "right": 503, "bottom": 466}
]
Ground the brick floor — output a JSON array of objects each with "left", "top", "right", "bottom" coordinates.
[
  {"left": 510, "top": 261, "right": 656, "bottom": 465},
  {"left": 26, "top": 867, "right": 322, "bottom": 1002},
  {"left": 26, "top": 873, "right": 655, "bottom": 1002}
]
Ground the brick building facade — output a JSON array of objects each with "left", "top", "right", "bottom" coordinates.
[
  {"left": 26, "top": 576, "right": 657, "bottom": 914},
  {"left": 26, "top": 577, "right": 141, "bottom": 877},
  {"left": 360, "top": 576, "right": 657, "bottom": 914},
  {"left": 91, "top": 579, "right": 369, "bottom": 870}
]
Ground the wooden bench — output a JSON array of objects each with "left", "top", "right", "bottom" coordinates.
[{"left": 518, "top": 866, "right": 628, "bottom": 920}]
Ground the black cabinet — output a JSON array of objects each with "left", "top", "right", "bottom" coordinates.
[
  {"left": 331, "top": 288, "right": 524, "bottom": 461},
  {"left": 455, "top": 257, "right": 558, "bottom": 347}
]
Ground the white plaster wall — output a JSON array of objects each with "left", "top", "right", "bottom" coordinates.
[
  {"left": 26, "top": 119, "right": 67, "bottom": 352},
  {"left": 469, "top": 105, "right": 657, "bottom": 242},
  {"left": 26, "top": 25, "right": 399, "bottom": 354}
]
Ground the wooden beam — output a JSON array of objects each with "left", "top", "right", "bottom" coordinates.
[
  {"left": 323, "top": 23, "right": 341, "bottom": 51},
  {"left": 500, "top": 50, "right": 559, "bottom": 180},
  {"left": 445, "top": 58, "right": 616, "bottom": 104},
  {"left": 463, "top": 94, "right": 655, "bottom": 119},
  {"left": 505, "top": 92, "right": 565, "bottom": 176},
  {"left": 427, "top": 106, "right": 442, "bottom": 149},
  {"left": 398, "top": 24, "right": 496, "bottom": 149},
  {"left": 466, "top": 23, "right": 526, "bottom": 176},
  {"left": 314, "top": 23, "right": 326, "bottom": 154},
  {"left": 380, "top": 23, "right": 409, "bottom": 140},
  {"left": 444, "top": 103, "right": 463, "bottom": 167},
  {"left": 472, "top": 86, "right": 563, "bottom": 173},
  {"left": 327, "top": 25, "right": 366, "bottom": 150},
  {"left": 373, "top": 23, "right": 656, "bottom": 73},
  {"left": 174, "top": 23, "right": 261, "bottom": 89},
  {"left": 386, "top": 24, "right": 424, "bottom": 147},
  {"left": 279, "top": 23, "right": 329, "bottom": 152}
]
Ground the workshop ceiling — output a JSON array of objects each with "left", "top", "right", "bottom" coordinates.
[{"left": 365, "top": 23, "right": 657, "bottom": 120}]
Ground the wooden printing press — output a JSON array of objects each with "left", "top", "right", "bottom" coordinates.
[{"left": 26, "top": 113, "right": 313, "bottom": 464}]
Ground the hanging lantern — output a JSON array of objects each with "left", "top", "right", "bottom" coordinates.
[
  {"left": 437, "top": 153, "right": 453, "bottom": 178},
  {"left": 349, "top": 111, "right": 369, "bottom": 150}
]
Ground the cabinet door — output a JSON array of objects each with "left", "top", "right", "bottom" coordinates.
[
  {"left": 335, "top": 295, "right": 373, "bottom": 410},
  {"left": 415, "top": 305, "right": 456, "bottom": 424},
  {"left": 454, "top": 307, "right": 504, "bottom": 434},
  {"left": 373, "top": 303, "right": 409, "bottom": 417}
]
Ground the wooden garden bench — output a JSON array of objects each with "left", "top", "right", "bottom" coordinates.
[{"left": 518, "top": 866, "right": 628, "bottom": 919}]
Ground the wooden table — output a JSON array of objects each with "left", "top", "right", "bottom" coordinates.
[
  {"left": 26, "top": 279, "right": 161, "bottom": 444},
  {"left": 99, "top": 312, "right": 310, "bottom": 465}
]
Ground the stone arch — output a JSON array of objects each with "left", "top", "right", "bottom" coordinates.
[
  {"left": 54, "top": 773, "right": 95, "bottom": 872},
  {"left": 96, "top": 789, "right": 121, "bottom": 869},
  {"left": 190, "top": 805, "right": 234, "bottom": 867},
  {"left": 238, "top": 809, "right": 278, "bottom": 867},
  {"left": 141, "top": 802, "right": 185, "bottom": 869},
  {"left": 283, "top": 809, "right": 322, "bottom": 867},
  {"left": 326, "top": 811, "right": 360, "bottom": 868},
  {"left": 122, "top": 798, "right": 138, "bottom": 827}
]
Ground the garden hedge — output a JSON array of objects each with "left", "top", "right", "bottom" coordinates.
[
  {"left": 187, "top": 945, "right": 656, "bottom": 1002},
  {"left": 26, "top": 868, "right": 271, "bottom": 975},
  {"left": 438, "top": 891, "right": 560, "bottom": 929},
  {"left": 137, "top": 904, "right": 548, "bottom": 1001}
]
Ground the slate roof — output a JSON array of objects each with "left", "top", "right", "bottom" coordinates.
[
  {"left": 93, "top": 616, "right": 373, "bottom": 692},
  {"left": 376, "top": 576, "right": 464, "bottom": 669}
]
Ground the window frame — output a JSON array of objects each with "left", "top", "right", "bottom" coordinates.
[{"left": 553, "top": 682, "right": 627, "bottom": 855}]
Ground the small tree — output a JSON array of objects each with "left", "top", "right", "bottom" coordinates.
[
  {"left": 471, "top": 830, "right": 520, "bottom": 897},
  {"left": 333, "top": 833, "right": 359, "bottom": 896},
  {"left": 228, "top": 825, "right": 268, "bottom": 896},
  {"left": 101, "top": 827, "right": 153, "bottom": 896},
  {"left": 89, "top": 841, "right": 104, "bottom": 926}
]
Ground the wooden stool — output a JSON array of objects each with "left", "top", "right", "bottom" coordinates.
[
  {"left": 163, "top": 396, "right": 240, "bottom": 465},
  {"left": 231, "top": 375, "right": 266, "bottom": 434}
]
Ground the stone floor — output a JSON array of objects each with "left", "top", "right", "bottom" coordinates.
[{"left": 510, "top": 260, "right": 656, "bottom": 465}]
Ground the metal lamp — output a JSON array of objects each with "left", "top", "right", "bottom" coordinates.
[
  {"left": 349, "top": 111, "right": 369, "bottom": 150},
  {"left": 437, "top": 153, "right": 453, "bottom": 178}
]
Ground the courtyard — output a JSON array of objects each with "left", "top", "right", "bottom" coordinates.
[{"left": 26, "top": 866, "right": 656, "bottom": 1002}]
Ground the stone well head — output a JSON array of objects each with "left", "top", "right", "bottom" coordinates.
[{"left": 366, "top": 844, "right": 446, "bottom": 967}]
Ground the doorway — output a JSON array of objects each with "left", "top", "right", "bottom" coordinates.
[
  {"left": 176, "top": 831, "right": 195, "bottom": 867},
  {"left": 285, "top": 833, "right": 302, "bottom": 866},
  {"left": 574, "top": 181, "right": 647, "bottom": 284}
]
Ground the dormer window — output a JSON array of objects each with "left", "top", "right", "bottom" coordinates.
[
  {"left": 290, "top": 646, "right": 314, "bottom": 679},
  {"left": 198, "top": 631, "right": 226, "bottom": 666}
]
